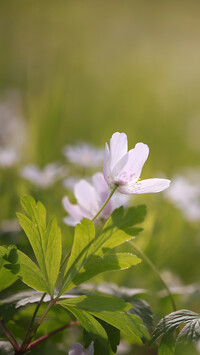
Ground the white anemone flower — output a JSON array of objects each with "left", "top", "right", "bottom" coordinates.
[
  {"left": 62, "top": 172, "right": 129, "bottom": 226},
  {"left": 103, "top": 132, "right": 170, "bottom": 194},
  {"left": 63, "top": 143, "right": 104, "bottom": 167},
  {"left": 165, "top": 174, "right": 200, "bottom": 222},
  {"left": 21, "top": 163, "right": 66, "bottom": 189},
  {"left": 68, "top": 342, "right": 94, "bottom": 355},
  {"left": 0, "top": 148, "right": 18, "bottom": 168}
]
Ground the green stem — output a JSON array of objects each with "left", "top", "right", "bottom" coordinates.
[
  {"left": 92, "top": 184, "right": 118, "bottom": 222},
  {"left": 22, "top": 298, "right": 57, "bottom": 351},
  {"left": 26, "top": 321, "right": 79, "bottom": 352},
  {"left": 131, "top": 241, "right": 177, "bottom": 312},
  {"left": 60, "top": 249, "right": 71, "bottom": 271},
  {"left": 59, "top": 184, "right": 119, "bottom": 275},
  {"left": 0, "top": 319, "right": 19, "bottom": 351},
  {"left": 21, "top": 293, "right": 46, "bottom": 351}
]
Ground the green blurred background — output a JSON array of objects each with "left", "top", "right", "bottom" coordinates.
[{"left": 1, "top": 1, "right": 200, "bottom": 353}]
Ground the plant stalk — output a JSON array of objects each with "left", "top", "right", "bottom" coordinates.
[
  {"left": 131, "top": 241, "right": 177, "bottom": 311},
  {"left": 92, "top": 184, "right": 118, "bottom": 222},
  {"left": 20, "top": 292, "right": 47, "bottom": 351},
  {"left": 0, "top": 319, "right": 19, "bottom": 351},
  {"left": 26, "top": 321, "right": 79, "bottom": 352}
]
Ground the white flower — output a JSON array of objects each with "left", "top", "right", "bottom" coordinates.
[
  {"left": 68, "top": 342, "right": 94, "bottom": 355},
  {"left": 63, "top": 177, "right": 87, "bottom": 191},
  {"left": 63, "top": 143, "right": 104, "bottom": 167},
  {"left": 103, "top": 132, "right": 170, "bottom": 194},
  {"left": 0, "top": 91, "right": 26, "bottom": 149},
  {"left": 0, "top": 148, "right": 18, "bottom": 168},
  {"left": 62, "top": 172, "right": 129, "bottom": 226},
  {"left": 0, "top": 219, "right": 21, "bottom": 234},
  {"left": 165, "top": 173, "right": 200, "bottom": 222},
  {"left": 21, "top": 163, "right": 66, "bottom": 189}
]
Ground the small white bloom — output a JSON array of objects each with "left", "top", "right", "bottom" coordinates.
[
  {"left": 63, "top": 143, "right": 104, "bottom": 167},
  {"left": 0, "top": 219, "right": 21, "bottom": 234},
  {"left": 0, "top": 91, "right": 26, "bottom": 149},
  {"left": 63, "top": 177, "right": 86, "bottom": 191},
  {"left": 0, "top": 148, "right": 18, "bottom": 168},
  {"left": 165, "top": 172, "right": 200, "bottom": 222},
  {"left": 21, "top": 163, "right": 66, "bottom": 189},
  {"left": 68, "top": 342, "right": 94, "bottom": 355},
  {"left": 62, "top": 172, "right": 129, "bottom": 226},
  {"left": 103, "top": 132, "right": 170, "bottom": 194}
]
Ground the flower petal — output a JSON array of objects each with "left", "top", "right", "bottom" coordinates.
[
  {"left": 109, "top": 132, "right": 128, "bottom": 171},
  {"left": 62, "top": 196, "right": 84, "bottom": 221},
  {"left": 92, "top": 172, "right": 112, "bottom": 218},
  {"left": 103, "top": 143, "right": 112, "bottom": 185},
  {"left": 112, "top": 143, "right": 149, "bottom": 185},
  {"left": 74, "top": 180, "right": 99, "bottom": 216},
  {"left": 63, "top": 216, "right": 79, "bottom": 227},
  {"left": 118, "top": 178, "right": 171, "bottom": 194}
]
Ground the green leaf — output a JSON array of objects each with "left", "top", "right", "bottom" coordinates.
[
  {"left": 60, "top": 206, "right": 145, "bottom": 295},
  {"left": 129, "top": 298, "right": 154, "bottom": 331},
  {"left": 94, "top": 205, "right": 146, "bottom": 257},
  {"left": 176, "top": 318, "right": 200, "bottom": 344},
  {"left": 59, "top": 219, "right": 95, "bottom": 295},
  {"left": 83, "top": 321, "right": 120, "bottom": 355},
  {"left": 158, "top": 334, "right": 175, "bottom": 355},
  {"left": 43, "top": 216, "right": 62, "bottom": 295},
  {"left": 60, "top": 297, "right": 149, "bottom": 344},
  {"left": 66, "top": 253, "right": 141, "bottom": 290},
  {"left": 17, "top": 195, "right": 62, "bottom": 295},
  {"left": 152, "top": 309, "right": 200, "bottom": 344},
  {"left": 59, "top": 294, "right": 132, "bottom": 312},
  {"left": 62, "top": 305, "right": 109, "bottom": 350},
  {"left": 3, "top": 246, "right": 48, "bottom": 292},
  {"left": 0, "top": 246, "right": 17, "bottom": 291},
  {"left": 88, "top": 310, "right": 150, "bottom": 344}
]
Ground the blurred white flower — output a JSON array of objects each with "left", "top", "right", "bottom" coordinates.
[
  {"left": 63, "top": 143, "right": 104, "bottom": 167},
  {"left": 21, "top": 163, "right": 66, "bottom": 189},
  {"left": 165, "top": 172, "right": 200, "bottom": 222},
  {"left": 63, "top": 177, "right": 85, "bottom": 191},
  {"left": 0, "top": 148, "right": 18, "bottom": 167},
  {"left": 0, "top": 91, "right": 26, "bottom": 168},
  {"left": 62, "top": 172, "right": 129, "bottom": 226},
  {"left": 0, "top": 219, "right": 21, "bottom": 234},
  {"left": 103, "top": 132, "right": 170, "bottom": 194},
  {"left": 68, "top": 342, "right": 94, "bottom": 355},
  {"left": 0, "top": 92, "right": 26, "bottom": 147}
]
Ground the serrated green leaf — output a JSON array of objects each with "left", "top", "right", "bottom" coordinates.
[
  {"left": 60, "top": 206, "right": 145, "bottom": 295},
  {"left": 152, "top": 309, "right": 200, "bottom": 344},
  {"left": 59, "top": 294, "right": 132, "bottom": 312},
  {"left": 0, "top": 246, "right": 17, "bottom": 291},
  {"left": 59, "top": 219, "right": 95, "bottom": 295},
  {"left": 3, "top": 247, "right": 48, "bottom": 292},
  {"left": 129, "top": 298, "right": 154, "bottom": 331},
  {"left": 94, "top": 205, "right": 146, "bottom": 257},
  {"left": 176, "top": 318, "right": 200, "bottom": 344},
  {"left": 17, "top": 196, "right": 62, "bottom": 296},
  {"left": 66, "top": 253, "right": 141, "bottom": 290},
  {"left": 62, "top": 305, "right": 109, "bottom": 350},
  {"left": 43, "top": 216, "right": 62, "bottom": 295},
  {"left": 88, "top": 310, "right": 150, "bottom": 344}
]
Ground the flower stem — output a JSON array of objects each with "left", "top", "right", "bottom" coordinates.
[
  {"left": 92, "top": 184, "right": 119, "bottom": 222},
  {"left": 0, "top": 319, "right": 19, "bottom": 351},
  {"left": 21, "top": 298, "right": 57, "bottom": 351},
  {"left": 26, "top": 321, "right": 79, "bottom": 352},
  {"left": 20, "top": 293, "right": 46, "bottom": 351},
  {"left": 131, "top": 242, "right": 177, "bottom": 311}
]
